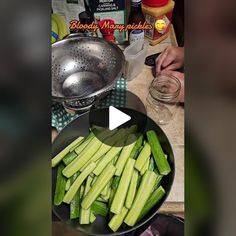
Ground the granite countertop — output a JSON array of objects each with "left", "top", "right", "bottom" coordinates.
[{"left": 127, "top": 26, "right": 184, "bottom": 216}]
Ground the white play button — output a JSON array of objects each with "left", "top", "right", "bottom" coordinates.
[{"left": 109, "top": 106, "right": 131, "bottom": 131}]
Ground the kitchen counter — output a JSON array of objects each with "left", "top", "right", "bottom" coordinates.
[
  {"left": 52, "top": 26, "right": 184, "bottom": 220},
  {"left": 128, "top": 25, "right": 184, "bottom": 217}
]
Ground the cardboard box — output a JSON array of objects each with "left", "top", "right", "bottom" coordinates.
[{"left": 89, "top": 0, "right": 127, "bottom": 43}]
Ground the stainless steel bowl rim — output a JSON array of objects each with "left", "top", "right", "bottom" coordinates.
[{"left": 52, "top": 36, "right": 125, "bottom": 101}]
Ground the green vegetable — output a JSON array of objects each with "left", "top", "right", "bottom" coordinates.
[
  {"left": 91, "top": 176, "right": 98, "bottom": 186},
  {"left": 64, "top": 129, "right": 118, "bottom": 178},
  {"left": 52, "top": 126, "right": 168, "bottom": 231},
  {"left": 70, "top": 172, "right": 80, "bottom": 219},
  {"left": 52, "top": 136, "right": 84, "bottom": 167},
  {"left": 101, "top": 179, "right": 112, "bottom": 197},
  {"left": 82, "top": 163, "right": 116, "bottom": 209},
  {"left": 115, "top": 134, "right": 137, "bottom": 176},
  {"left": 80, "top": 185, "right": 85, "bottom": 197},
  {"left": 54, "top": 163, "right": 67, "bottom": 206},
  {"left": 113, "top": 154, "right": 119, "bottom": 165},
  {"left": 138, "top": 186, "right": 165, "bottom": 221},
  {"left": 124, "top": 170, "right": 157, "bottom": 226},
  {"left": 90, "top": 172, "right": 95, "bottom": 178},
  {"left": 62, "top": 138, "right": 102, "bottom": 178},
  {"left": 101, "top": 183, "right": 109, "bottom": 197},
  {"left": 106, "top": 187, "right": 112, "bottom": 199},
  {"left": 137, "top": 174, "right": 142, "bottom": 188},
  {"left": 135, "top": 142, "right": 151, "bottom": 172},
  {"left": 128, "top": 125, "right": 138, "bottom": 134},
  {"left": 91, "top": 125, "right": 105, "bottom": 131},
  {"left": 80, "top": 151, "right": 104, "bottom": 172},
  {"left": 80, "top": 176, "right": 93, "bottom": 224},
  {"left": 74, "top": 128, "right": 110, "bottom": 155},
  {"left": 65, "top": 178, "right": 71, "bottom": 191},
  {"left": 148, "top": 157, "right": 155, "bottom": 171},
  {"left": 111, "top": 176, "right": 120, "bottom": 189},
  {"left": 101, "top": 188, "right": 111, "bottom": 201},
  {"left": 125, "top": 169, "right": 139, "bottom": 209},
  {"left": 154, "top": 174, "right": 163, "bottom": 189},
  {"left": 97, "top": 197, "right": 107, "bottom": 202},
  {"left": 140, "top": 157, "right": 150, "bottom": 175},
  {"left": 62, "top": 151, "right": 78, "bottom": 166},
  {"left": 108, "top": 207, "right": 128, "bottom": 232},
  {"left": 111, "top": 159, "right": 135, "bottom": 214},
  {"left": 93, "top": 141, "right": 124, "bottom": 176},
  {"left": 90, "top": 212, "right": 96, "bottom": 223},
  {"left": 91, "top": 201, "right": 108, "bottom": 217},
  {"left": 129, "top": 134, "right": 143, "bottom": 159},
  {"left": 95, "top": 157, "right": 103, "bottom": 166},
  {"left": 74, "top": 132, "right": 94, "bottom": 155},
  {"left": 80, "top": 129, "right": 127, "bottom": 172},
  {"left": 108, "top": 189, "right": 115, "bottom": 209},
  {"left": 72, "top": 130, "right": 98, "bottom": 152},
  {"left": 69, "top": 138, "right": 85, "bottom": 152},
  {"left": 63, "top": 162, "right": 96, "bottom": 204},
  {"left": 96, "top": 129, "right": 117, "bottom": 141},
  {"left": 147, "top": 130, "right": 171, "bottom": 175}
]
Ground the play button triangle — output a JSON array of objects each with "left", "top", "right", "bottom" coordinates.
[{"left": 109, "top": 106, "right": 131, "bottom": 131}]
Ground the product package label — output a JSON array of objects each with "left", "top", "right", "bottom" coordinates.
[
  {"left": 90, "top": 0, "right": 127, "bottom": 43},
  {"left": 145, "top": 11, "right": 173, "bottom": 40},
  {"left": 94, "top": 11, "right": 127, "bottom": 42},
  {"left": 89, "top": 0, "right": 125, "bottom": 12}
]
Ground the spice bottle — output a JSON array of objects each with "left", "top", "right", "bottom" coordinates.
[
  {"left": 142, "top": 0, "right": 175, "bottom": 45},
  {"left": 128, "top": 0, "right": 145, "bottom": 45}
]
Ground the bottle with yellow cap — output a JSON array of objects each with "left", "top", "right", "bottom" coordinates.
[{"left": 142, "top": 0, "right": 175, "bottom": 45}]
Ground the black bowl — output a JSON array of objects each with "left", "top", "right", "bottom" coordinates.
[{"left": 52, "top": 108, "right": 175, "bottom": 235}]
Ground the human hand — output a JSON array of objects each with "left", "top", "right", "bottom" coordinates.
[
  {"left": 159, "top": 70, "right": 185, "bottom": 103},
  {"left": 156, "top": 46, "right": 184, "bottom": 75}
]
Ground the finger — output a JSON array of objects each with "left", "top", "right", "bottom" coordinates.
[
  {"left": 156, "top": 51, "right": 167, "bottom": 75},
  {"left": 160, "top": 69, "right": 176, "bottom": 75},
  {"left": 163, "top": 62, "right": 182, "bottom": 71},
  {"left": 159, "top": 69, "right": 174, "bottom": 76},
  {"left": 155, "top": 53, "right": 162, "bottom": 63},
  {"left": 155, "top": 45, "right": 172, "bottom": 73},
  {"left": 161, "top": 53, "right": 176, "bottom": 68},
  {"left": 156, "top": 45, "right": 176, "bottom": 75}
]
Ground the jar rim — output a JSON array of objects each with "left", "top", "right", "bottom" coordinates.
[{"left": 150, "top": 75, "right": 181, "bottom": 101}]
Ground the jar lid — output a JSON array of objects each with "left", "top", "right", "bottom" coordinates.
[{"left": 142, "top": 0, "right": 169, "bottom": 7}]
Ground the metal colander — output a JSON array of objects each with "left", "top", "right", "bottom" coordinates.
[{"left": 52, "top": 36, "right": 125, "bottom": 111}]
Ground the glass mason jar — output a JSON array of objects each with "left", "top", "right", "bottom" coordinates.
[{"left": 147, "top": 75, "right": 181, "bottom": 124}]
